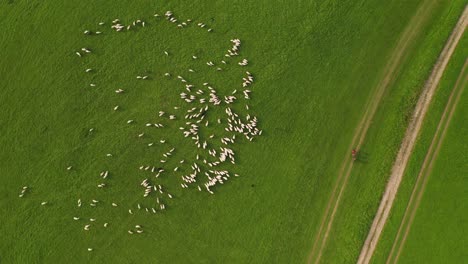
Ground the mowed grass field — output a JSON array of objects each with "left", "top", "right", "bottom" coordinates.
[
  {"left": 371, "top": 32, "right": 468, "bottom": 264},
  {"left": 396, "top": 88, "right": 468, "bottom": 263},
  {"left": 0, "top": 1, "right": 464, "bottom": 263},
  {"left": 319, "top": 2, "right": 467, "bottom": 263}
]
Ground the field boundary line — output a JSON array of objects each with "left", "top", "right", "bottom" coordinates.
[
  {"left": 357, "top": 6, "right": 468, "bottom": 264},
  {"left": 388, "top": 61, "right": 468, "bottom": 264},
  {"left": 307, "top": 0, "right": 437, "bottom": 263}
]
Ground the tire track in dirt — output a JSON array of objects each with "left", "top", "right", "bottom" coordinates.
[
  {"left": 387, "top": 61, "right": 468, "bottom": 264},
  {"left": 357, "top": 6, "right": 468, "bottom": 264},
  {"left": 307, "top": 1, "right": 438, "bottom": 263}
]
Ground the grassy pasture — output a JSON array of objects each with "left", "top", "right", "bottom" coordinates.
[
  {"left": 0, "top": 1, "right": 463, "bottom": 263},
  {"left": 319, "top": 2, "right": 467, "bottom": 263},
  {"left": 396, "top": 85, "right": 468, "bottom": 263},
  {"left": 371, "top": 32, "right": 468, "bottom": 264}
]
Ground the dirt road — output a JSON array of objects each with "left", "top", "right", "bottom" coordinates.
[
  {"left": 387, "top": 61, "right": 468, "bottom": 264},
  {"left": 357, "top": 6, "right": 468, "bottom": 264},
  {"left": 307, "top": 1, "right": 439, "bottom": 263}
]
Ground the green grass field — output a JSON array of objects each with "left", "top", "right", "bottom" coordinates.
[
  {"left": 396, "top": 76, "right": 468, "bottom": 263},
  {"left": 371, "top": 32, "right": 468, "bottom": 264},
  {"left": 396, "top": 90, "right": 468, "bottom": 263},
  {"left": 319, "top": 2, "right": 467, "bottom": 263},
  {"left": 0, "top": 1, "right": 465, "bottom": 263}
]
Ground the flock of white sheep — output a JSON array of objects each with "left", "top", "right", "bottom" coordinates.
[{"left": 21, "top": 10, "right": 261, "bottom": 253}]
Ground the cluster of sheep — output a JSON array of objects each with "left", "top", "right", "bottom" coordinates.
[
  {"left": 242, "top": 71, "right": 254, "bottom": 88},
  {"left": 80, "top": 217, "right": 109, "bottom": 232},
  {"left": 128, "top": 225, "right": 144, "bottom": 234},
  {"left": 226, "top": 111, "right": 262, "bottom": 141},
  {"left": 137, "top": 178, "right": 173, "bottom": 212},
  {"left": 15, "top": 10, "right": 264, "bottom": 252},
  {"left": 227, "top": 39, "right": 241, "bottom": 57},
  {"left": 18, "top": 186, "right": 28, "bottom": 198},
  {"left": 171, "top": 75, "right": 261, "bottom": 192},
  {"left": 110, "top": 18, "right": 146, "bottom": 32},
  {"left": 163, "top": 10, "right": 212, "bottom": 32},
  {"left": 140, "top": 165, "right": 165, "bottom": 177},
  {"left": 75, "top": 47, "right": 92, "bottom": 57},
  {"left": 205, "top": 170, "right": 236, "bottom": 194},
  {"left": 238, "top": 59, "right": 249, "bottom": 66},
  {"left": 79, "top": 12, "right": 262, "bottom": 198}
]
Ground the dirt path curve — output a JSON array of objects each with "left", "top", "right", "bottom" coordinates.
[
  {"left": 357, "top": 6, "right": 468, "bottom": 264},
  {"left": 387, "top": 61, "right": 468, "bottom": 264},
  {"left": 306, "top": 1, "right": 440, "bottom": 263}
]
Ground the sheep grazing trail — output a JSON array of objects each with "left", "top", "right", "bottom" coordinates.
[
  {"left": 358, "top": 6, "right": 468, "bottom": 264},
  {"left": 307, "top": 0, "right": 440, "bottom": 263}
]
